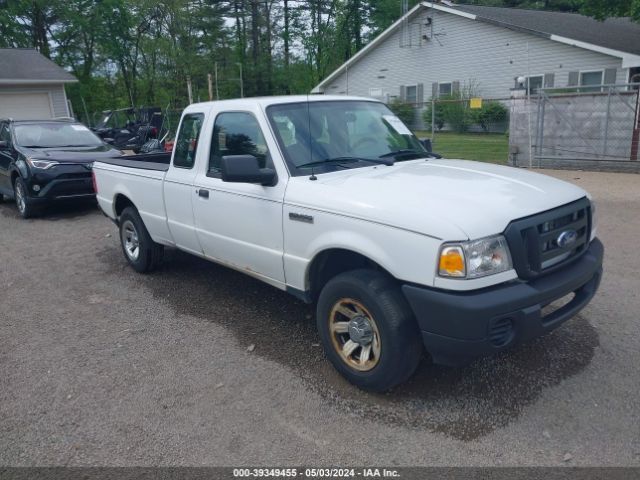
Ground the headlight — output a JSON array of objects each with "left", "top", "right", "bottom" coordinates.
[
  {"left": 438, "top": 235, "right": 512, "bottom": 279},
  {"left": 26, "top": 157, "right": 59, "bottom": 170}
]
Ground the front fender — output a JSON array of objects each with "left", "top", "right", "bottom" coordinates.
[
  {"left": 13, "top": 160, "right": 29, "bottom": 180},
  {"left": 283, "top": 209, "right": 442, "bottom": 291}
]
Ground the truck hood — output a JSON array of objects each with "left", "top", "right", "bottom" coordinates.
[
  {"left": 285, "top": 159, "right": 588, "bottom": 240},
  {"left": 18, "top": 145, "right": 123, "bottom": 164}
]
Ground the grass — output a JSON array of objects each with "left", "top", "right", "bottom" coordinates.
[{"left": 414, "top": 131, "right": 509, "bottom": 164}]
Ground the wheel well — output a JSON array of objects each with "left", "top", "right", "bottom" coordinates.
[
  {"left": 10, "top": 171, "right": 19, "bottom": 187},
  {"left": 113, "top": 194, "right": 135, "bottom": 217},
  {"left": 308, "top": 249, "right": 392, "bottom": 301}
]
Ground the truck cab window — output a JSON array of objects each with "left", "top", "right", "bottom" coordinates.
[
  {"left": 208, "top": 112, "right": 269, "bottom": 176},
  {"left": 173, "top": 113, "right": 204, "bottom": 169}
]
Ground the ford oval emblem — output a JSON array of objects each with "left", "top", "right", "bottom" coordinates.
[{"left": 557, "top": 229, "right": 578, "bottom": 248}]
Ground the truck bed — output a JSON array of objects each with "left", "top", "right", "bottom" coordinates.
[
  {"left": 94, "top": 153, "right": 174, "bottom": 245},
  {"left": 99, "top": 152, "right": 171, "bottom": 171}
]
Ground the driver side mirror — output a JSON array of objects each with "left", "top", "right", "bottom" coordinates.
[
  {"left": 0, "top": 140, "right": 8, "bottom": 150},
  {"left": 220, "top": 155, "right": 277, "bottom": 187}
]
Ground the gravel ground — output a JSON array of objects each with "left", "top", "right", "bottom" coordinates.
[{"left": 0, "top": 169, "right": 638, "bottom": 466}]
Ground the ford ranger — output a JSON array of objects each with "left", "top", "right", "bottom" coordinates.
[{"left": 93, "top": 96, "right": 603, "bottom": 392}]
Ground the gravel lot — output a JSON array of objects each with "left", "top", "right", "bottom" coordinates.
[{"left": 0, "top": 169, "right": 638, "bottom": 467}]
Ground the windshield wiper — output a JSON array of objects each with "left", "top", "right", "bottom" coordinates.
[
  {"left": 378, "top": 149, "right": 425, "bottom": 159},
  {"left": 297, "top": 156, "right": 394, "bottom": 169}
]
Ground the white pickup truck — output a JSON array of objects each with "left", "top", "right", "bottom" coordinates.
[{"left": 93, "top": 95, "right": 603, "bottom": 391}]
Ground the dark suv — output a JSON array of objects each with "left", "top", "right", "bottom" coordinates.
[{"left": 0, "top": 119, "right": 123, "bottom": 218}]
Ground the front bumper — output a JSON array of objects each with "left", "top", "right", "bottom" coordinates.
[
  {"left": 26, "top": 167, "right": 94, "bottom": 203},
  {"left": 402, "top": 238, "right": 603, "bottom": 366}
]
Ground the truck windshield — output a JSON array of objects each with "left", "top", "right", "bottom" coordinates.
[
  {"left": 266, "top": 100, "right": 427, "bottom": 176},
  {"left": 14, "top": 122, "right": 104, "bottom": 148}
]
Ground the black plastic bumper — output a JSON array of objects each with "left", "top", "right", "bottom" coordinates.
[
  {"left": 26, "top": 177, "right": 94, "bottom": 204},
  {"left": 402, "top": 238, "right": 603, "bottom": 366}
]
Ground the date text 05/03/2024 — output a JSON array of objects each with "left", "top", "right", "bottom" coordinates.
[{"left": 232, "top": 468, "right": 401, "bottom": 478}]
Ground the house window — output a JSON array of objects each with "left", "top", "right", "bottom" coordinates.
[
  {"left": 526, "top": 75, "right": 543, "bottom": 95},
  {"left": 438, "top": 82, "right": 452, "bottom": 97},
  {"left": 580, "top": 71, "right": 603, "bottom": 92},
  {"left": 405, "top": 85, "right": 417, "bottom": 104}
]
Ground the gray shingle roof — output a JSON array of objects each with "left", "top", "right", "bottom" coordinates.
[
  {"left": 454, "top": 5, "right": 640, "bottom": 56},
  {"left": 0, "top": 48, "right": 76, "bottom": 83}
]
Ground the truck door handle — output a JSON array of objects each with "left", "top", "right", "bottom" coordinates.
[{"left": 197, "top": 188, "right": 209, "bottom": 199}]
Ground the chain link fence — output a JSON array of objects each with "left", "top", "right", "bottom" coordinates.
[
  {"left": 387, "top": 84, "right": 640, "bottom": 171},
  {"left": 509, "top": 84, "right": 640, "bottom": 172},
  {"left": 388, "top": 97, "right": 511, "bottom": 163}
]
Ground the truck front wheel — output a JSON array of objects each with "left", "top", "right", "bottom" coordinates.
[
  {"left": 316, "top": 269, "right": 423, "bottom": 392},
  {"left": 119, "top": 206, "right": 164, "bottom": 273}
]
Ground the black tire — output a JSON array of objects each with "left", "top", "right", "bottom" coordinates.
[
  {"left": 13, "top": 177, "right": 37, "bottom": 219},
  {"left": 119, "top": 206, "right": 164, "bottom": 273},
  {"left": 0, "top": 193, "right": 5, "bottom": 203},
  {"left": 316, "top": 269, "right": 423, "bottom": 392}
]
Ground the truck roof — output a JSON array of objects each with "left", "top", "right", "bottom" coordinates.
[{"left": 183, "top": 95, "right": 381, "bottom": 113}]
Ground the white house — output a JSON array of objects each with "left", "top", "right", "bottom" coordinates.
[
  {"left": 0, "top": 48, "right": 77, "bottom": 120},
  {"left": 312, "top": 2, "right": 640, "bottom": 102}
]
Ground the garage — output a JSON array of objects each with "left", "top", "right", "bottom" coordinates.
[
  {"left": 0, "top": 91, "right": 53, "bottom": 119},
  {"left": 0, "top": 48, "right": 77, "bottom": 120}
]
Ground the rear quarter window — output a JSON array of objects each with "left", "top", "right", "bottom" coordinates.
[{"left": 173, "top": 113, "right": 204, "bottom": 169}]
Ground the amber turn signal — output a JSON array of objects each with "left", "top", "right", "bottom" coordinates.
[{"left": 438, "top": 246, "right": 466, "bottom": 277}]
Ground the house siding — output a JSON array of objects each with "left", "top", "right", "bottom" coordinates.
[
  {"left": 320, "top": 8, "right": 625, "bottom": 100},
  {"left": 0, "top": 83, "right": 70, "bottom": 117}
]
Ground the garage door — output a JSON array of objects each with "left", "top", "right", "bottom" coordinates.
[{"left": 0, "top": 92, "right": 53, "bottom": 120}]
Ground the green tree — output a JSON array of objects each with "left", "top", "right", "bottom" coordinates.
[
  {"left": 0, "top": 0, "right": 55, "bottom": 55},
  {"left": 581, "top": 0, "right": 640, "bottom": 22},
  {"left": 422, "top": 101, "right": 445, "bottom": 131},
  {"left": 388, "top": 99, "right": 415, "bottom": 127},
  {"left": 470, "top": 101, "right": 509, "bottom": 132}
]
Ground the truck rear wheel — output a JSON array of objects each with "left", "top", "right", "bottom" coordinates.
[
  {"left": 119, "top": 206, "right": 164, "bottom": 273},
  {"left": 316, "top": 269, "right": 423, "bottom": 392}
]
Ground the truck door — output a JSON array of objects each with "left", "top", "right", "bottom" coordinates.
[
  {"left": 163, "top": 112, "right": 205, "bottom": 256},
  {"left": 192, "top": 110, "right": 287, "bottom": 286}
]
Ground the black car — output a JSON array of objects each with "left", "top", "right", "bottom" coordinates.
[{"left": 0, "top": 118, "right": 123, "bottom": 218}]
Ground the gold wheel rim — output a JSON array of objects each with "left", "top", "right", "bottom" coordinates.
[{"left": 329, "top": 298, "right": 381, "bottom": 372}]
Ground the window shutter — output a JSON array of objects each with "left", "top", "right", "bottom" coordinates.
[
  {"left": 544, "top": 73, "right": 555, "bottom": 88},
  {"left": 399, "top": 85, "right": 406, "bottom": 101},
  {"left": 432, "top": 82, "right": 438, "bottom": 98},
  {"left": 452, "top": 81, "right": 460, "bottom": 94},
  {"left": 568, "top": 71, "right": 579, "bottom": 86},
  {"left": 417, "top": 83, "right": 424, "bottom": 104},
  {"left": 604, "top": 68, "right": 617, "bottom": 85}
]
